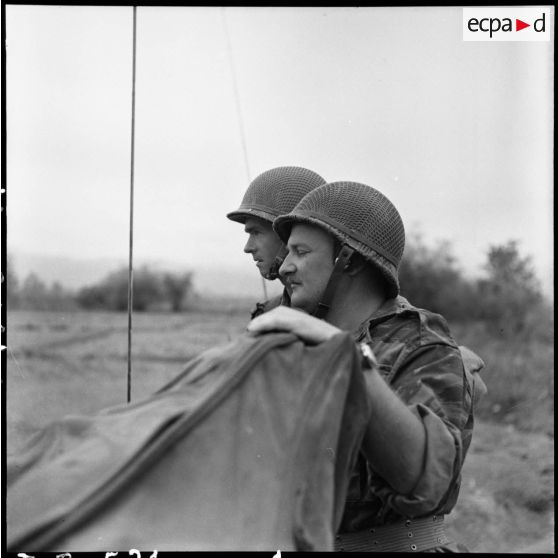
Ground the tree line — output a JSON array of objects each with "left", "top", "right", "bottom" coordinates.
[
  {"left": 4, "top": 237, "right": 551, "bottom": 336},
  {"left": 398, "top": 236, "right": 550, "bottom": 337},
  {"left": 5, "top": 263, "right": 193, "bottom": 313}
]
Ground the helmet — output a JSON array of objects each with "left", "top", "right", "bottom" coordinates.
[
  {"left": 227, "top": 166, "right": 326, "bottom": 224},
  {"left": 274, "top": 181, "right": 405, "bottom": 298}
]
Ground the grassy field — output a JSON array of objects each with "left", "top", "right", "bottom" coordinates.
[
  {"left": 4, "top": 306, "right": 554, "bottom": 553},
  {"left": 450, "top": 318, "right": 554, "bottom": 436}
]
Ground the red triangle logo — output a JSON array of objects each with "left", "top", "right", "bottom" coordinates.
[{"left": 516, "top": 19, "right": 530, "bottom": 31}]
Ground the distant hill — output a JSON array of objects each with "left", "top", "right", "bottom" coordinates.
[{"left": 7, "top": 252, "right": 284, "bottom": 299}]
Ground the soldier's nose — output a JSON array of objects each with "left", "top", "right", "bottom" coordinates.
[
  {"left": 279, "top": 254, "right": 295, "bottom": 277},
  {"left": 244, "top": 239, "right": 254, "bottom": 253}
]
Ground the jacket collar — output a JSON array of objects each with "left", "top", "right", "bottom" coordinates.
[{"left": 351, "top": 295, "right": 414, "bottom": 342}]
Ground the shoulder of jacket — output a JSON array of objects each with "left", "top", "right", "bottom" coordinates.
[{"left": 371, "top": 298, "right": 458, "bottom": 350}]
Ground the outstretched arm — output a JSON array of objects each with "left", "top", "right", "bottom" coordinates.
[{"left": 248, "top": 306, "right": 426, "bottom": 495}]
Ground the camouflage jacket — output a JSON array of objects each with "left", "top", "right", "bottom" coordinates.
[
  {"left": 339, "top": 295, "right": 485, "bottom": 531},
  {"left": 250, "top": 288, "right": 291, "bottom": 320}
]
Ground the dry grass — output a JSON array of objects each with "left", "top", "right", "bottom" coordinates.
[
  {"left": 446, "top": 420, "right": 554, "bottom": 552},
  {"left": 5, "top": 308, "right": 250, "bottom": 451},
  {"left": 450, "top": 319, "right": 554, "bottom": 436}
]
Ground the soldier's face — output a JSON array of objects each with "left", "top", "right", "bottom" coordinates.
[
  {"left": 279, "top": 223, "right": 335, "bottom": 314},
  {"left": 243, "top": 217, "right": 284, "bottom": 279}
]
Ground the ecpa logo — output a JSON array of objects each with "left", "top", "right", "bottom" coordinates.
[{"left": 463, "top": 8, "right": 551, "bottom": 41}]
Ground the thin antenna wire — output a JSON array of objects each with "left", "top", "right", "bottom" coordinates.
[
  {"left": 127, "top": 6, "right": 137, "bottom": 403},
  {"left": 221, "top": 8, "right": 268, "bottom": 301},
  {"left": 222, "top": 7, "right": 250, "bottom": 182}
]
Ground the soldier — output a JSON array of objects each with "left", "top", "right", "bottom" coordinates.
[
  {"left": 227, "top": 166, "right": 326, "bottom": 319},
  {"left": 248, "top": 181, "right": 485, "bottom": 552}
]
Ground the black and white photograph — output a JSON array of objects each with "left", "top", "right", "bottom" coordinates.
[{"left": 2, "top": 4, "right": 554, "bottom": 554}]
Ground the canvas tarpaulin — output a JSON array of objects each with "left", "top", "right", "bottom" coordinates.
[{"left": 7, "top": 331, "right": 371, "bottom": 552}]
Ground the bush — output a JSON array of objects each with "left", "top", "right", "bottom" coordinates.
[
  {"left": 399, "top": 235, "right": 549, "bottom": 334},
  {"left": 11, "top": 271, "right": 77, "bottom": 311},
  {"left": 399, "top": 232, "right": 477, "bottom": 321},
  {"left": 163, "top": 272, "right": 194, "bottom": 312},
  {"left": 475, "top": 241, "right": 545, "bottom": 337},
  {"left": 4, "top": 254, "right": 21, "bottom": 309},
  {"left": 451, "top": 318, "right": 554, "bottom": 435},
  {"left": 76, "top": 284, "right": 110, "bottom": 310},
  {"left": 76, "top": 266, "right": 193, "bottom": 312}
]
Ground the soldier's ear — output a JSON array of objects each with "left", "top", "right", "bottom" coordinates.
[{"left": 345, "top": 254, "right": 366, "bottom": 276}]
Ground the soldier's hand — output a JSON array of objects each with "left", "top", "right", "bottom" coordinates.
[{"left": 247, "top": 306, "right": 342, "bottom": 345}]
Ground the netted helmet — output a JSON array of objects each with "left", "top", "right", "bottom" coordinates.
[
  {"left": 227, "top": 166, "right": 326, "bottom": 224},
  {"left": 274, "top": 181, "right": 405, "bottom": 298}
]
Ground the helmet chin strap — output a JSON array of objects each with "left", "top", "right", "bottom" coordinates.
[
  {"left": 265, "top": 244, "right": 289, "bottom": 281},
  {"left": 313, "top": 244, "right": 355, "bottom": 320}
]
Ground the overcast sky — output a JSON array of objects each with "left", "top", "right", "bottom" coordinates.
[{"left": 4, "top": 5, "right": 554, "bottom": 296}]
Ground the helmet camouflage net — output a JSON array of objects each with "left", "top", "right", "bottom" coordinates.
[
  {"left": 274, "top": 181, "right": 405, "bottom": 298},
  {"left": 227, "top": 166, "right": 326, "bottom": 224}
]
